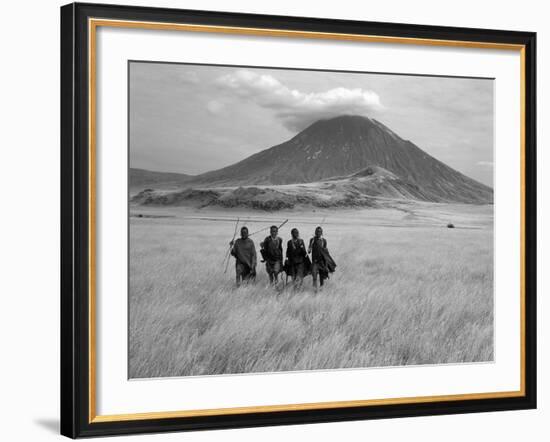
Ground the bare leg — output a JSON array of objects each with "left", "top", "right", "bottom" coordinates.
[
  {"left": 297, "top": 264, "right": 304, "bottom": 290},
  {"left": 235, "top": 264, "right": 242, "bottom": 287},
  {"left": 295, "top": 274, "right": 303, "bottom": 290}
]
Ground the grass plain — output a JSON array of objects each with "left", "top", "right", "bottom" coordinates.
[{"left": 129, "top": 202, "right": 494, "bottom": 378}]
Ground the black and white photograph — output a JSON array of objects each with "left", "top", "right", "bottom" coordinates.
[
  {"left": 2, "top": 0, "right": 545, "bottom": 439},
  {"left": 128, "top": 61, "right": 495, "bottom": 379}
]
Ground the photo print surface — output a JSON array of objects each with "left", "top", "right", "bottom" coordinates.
[{"left": 128, "top": 61, "right": 494, "bottom": 379}]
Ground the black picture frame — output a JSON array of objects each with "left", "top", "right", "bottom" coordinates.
[{"left": 60, "top": 2, "right": 537, "bottom": 438}]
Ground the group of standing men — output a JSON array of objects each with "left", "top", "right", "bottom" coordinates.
[{"left": 229, "top": 224, "right": 336, "bottom": 290}]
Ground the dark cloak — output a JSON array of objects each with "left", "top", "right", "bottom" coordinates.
[{"left": 231, "top": 238, "right": 257, "bottom": 270}]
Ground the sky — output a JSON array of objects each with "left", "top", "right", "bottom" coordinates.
[{"left": 129, "top": 62, "right": 494, "bottom": 186}]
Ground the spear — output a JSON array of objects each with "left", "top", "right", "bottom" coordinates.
[
  {"left": 248, "top": 225, "right": 270, "bottom": 237},
  {"left": 222, "top": 217, "right": 240, "bottom": 273},
  {"left": 249, "top": 219, "right": 288, "bottom": 237},
  {"left": 278, "top": 219, "right": 289, "bottom": 230},
  {"left": 225, "top": 216, "right": 251, "bottom": 267}
]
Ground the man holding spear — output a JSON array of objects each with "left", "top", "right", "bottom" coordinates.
[
  {"left": 308, "top": 226, "right": 336, "bottom": 291},
  {"left": 285, "top": 228, "right": 309, "bottom": 290},
  {"left": 229, "top": 226, "right": 257, "bottom": 287},
  {"left": 260, "top": 225, "right": 284, "bottom": 285}
]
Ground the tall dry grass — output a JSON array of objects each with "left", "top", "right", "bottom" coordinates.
[{"left": 129, "top": 209, "right": 493, "bottom": 378}]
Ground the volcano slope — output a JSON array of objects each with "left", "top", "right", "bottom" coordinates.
[
  {"left": 131, "top": 115, "right": 493, "bottom": 209},
  {"left": 185, "top": 115, "right": 493, "bottom": 204},
  {"left": 131, "top": 165, "right": 490, "bottom": 211}
]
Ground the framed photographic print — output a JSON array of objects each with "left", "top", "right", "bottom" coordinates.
[{"left": 60, "top": 2, "right": 537, "bottom": 438}]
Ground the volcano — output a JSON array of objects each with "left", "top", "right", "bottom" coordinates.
[{"left": 186, "top": 115, "right": 492, "bottom": 204}]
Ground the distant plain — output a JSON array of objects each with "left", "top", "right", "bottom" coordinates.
[{"left": 129, "top": 202, "right": 494, "bottom": 378}]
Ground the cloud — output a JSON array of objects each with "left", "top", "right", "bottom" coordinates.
[
  {"left": 476, "top": 161, "right": 494, "bottom": 167},
  {"left": 216, "top": 69, "right": 382, "bottom": 131},
  {"left": 207, "top": 100, "right": 225, "bottom": 114},
  {"left": 179, "top": 71, "right": 200, "bottom": 84}
]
